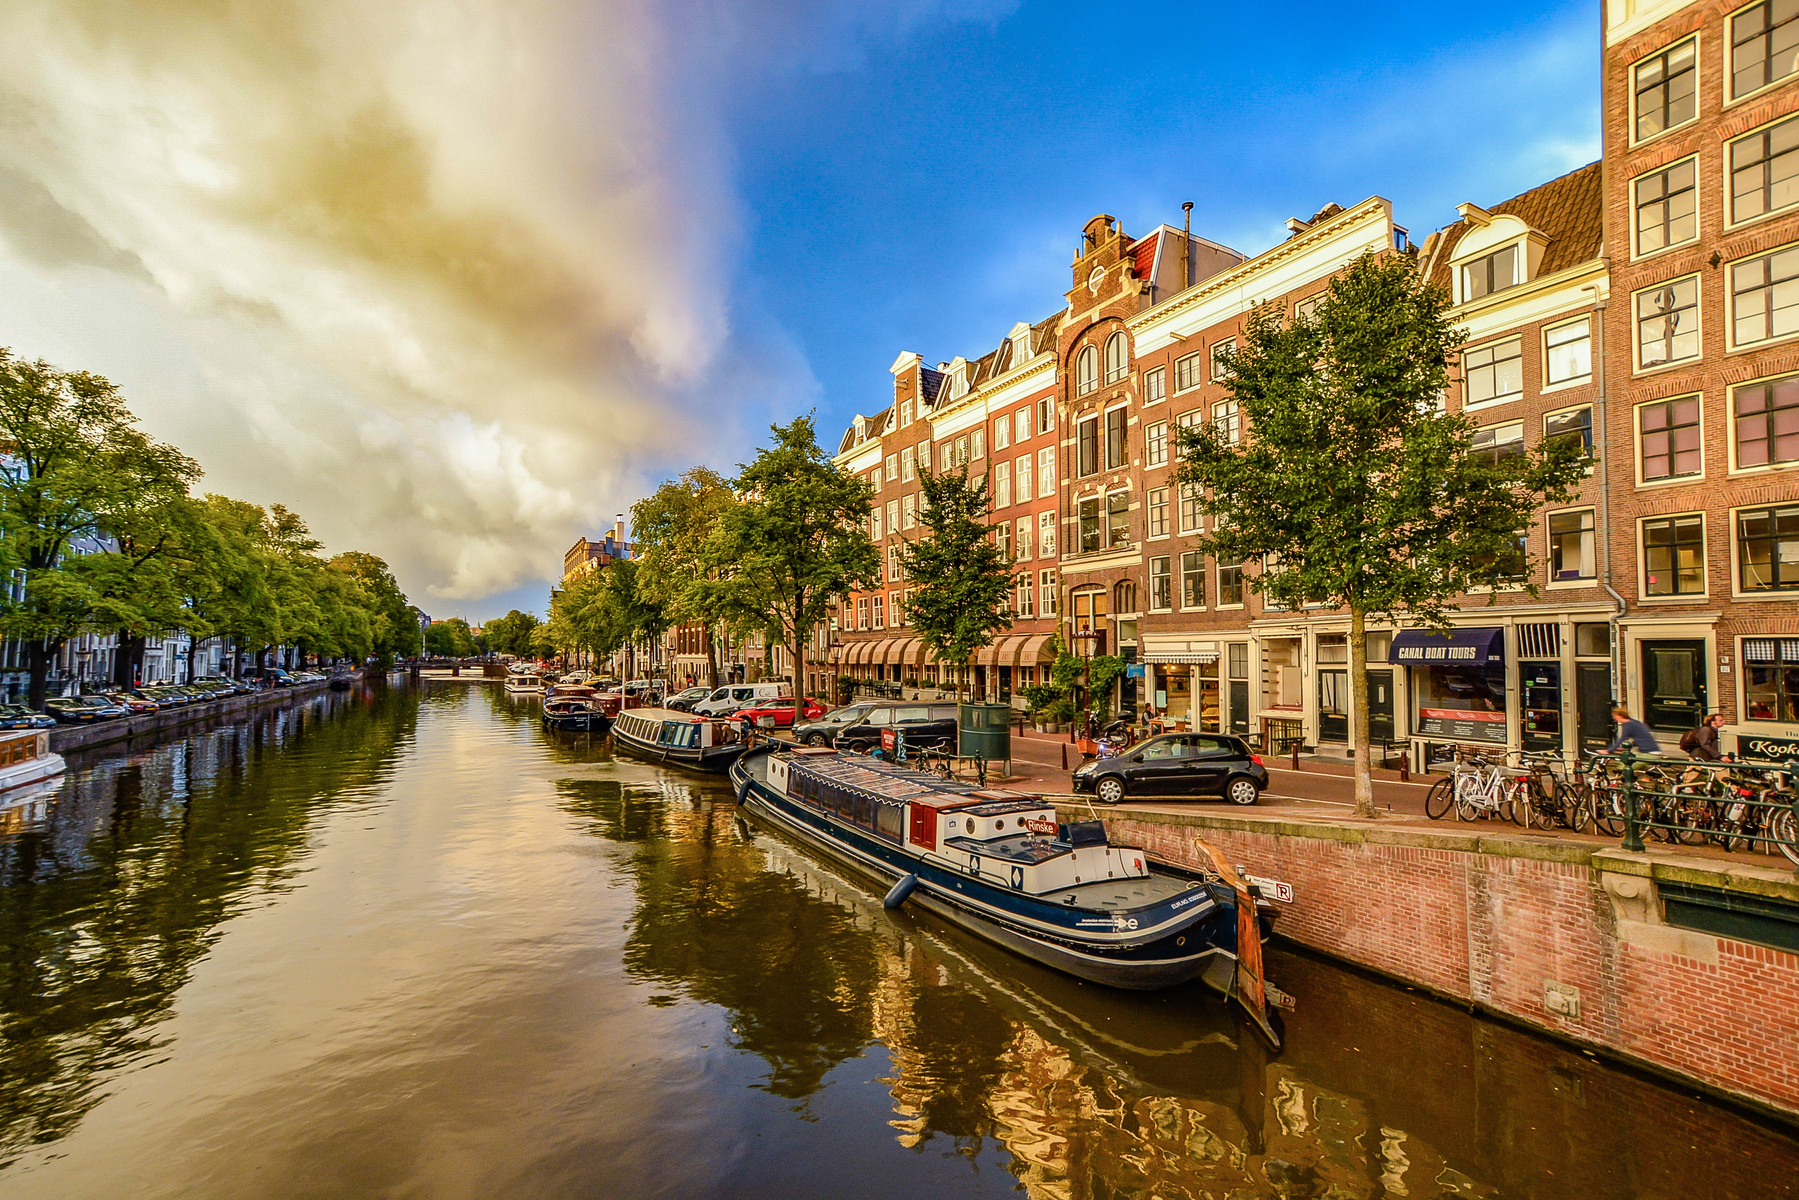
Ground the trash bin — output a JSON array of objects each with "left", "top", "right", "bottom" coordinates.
[{"left": 958, "top": 702, "right": 1011, "bottom": 764}]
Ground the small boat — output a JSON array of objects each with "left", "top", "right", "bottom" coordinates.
[
  {"left": 542, "top": 694, "right": 611, "bottom": 733},
  {"left": 611, "top": 707, "right": 751, "bottom": 774},
  {"left": 730, "top": 745, "right": 1286, "bottom": 1047},
  {"left": 0, "top": 731, "right": 65, "bottom": 795},
  {"left": 503, "top": 671, "right": 543, "bottom": 694}
]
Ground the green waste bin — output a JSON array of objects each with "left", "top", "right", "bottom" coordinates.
[{"left": 958, "top": 702, "right": 1012, "bottom": 764}]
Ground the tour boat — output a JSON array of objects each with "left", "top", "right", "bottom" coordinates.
[
  {"left": 0, "top": 732, "right": 65, "bottom": 795},
  {"left": 611, "top": 707, "right": 750, "bottom": 773},
  {"left": 541, "top": 694, "right": 611, "bottom": 734},
  {"left": 730, "top": 745, "right": 1287, "bottom": 1047},
  {"left": 503, "top": 671, "right": 543, "bottom": 694}
]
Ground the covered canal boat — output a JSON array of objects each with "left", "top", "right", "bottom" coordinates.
[{"left": 612, "top": 707, "right": 750, "bottom": 773}]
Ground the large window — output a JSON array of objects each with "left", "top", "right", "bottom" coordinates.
[
  {"left": 1015, "top": 453, "right": 1033, "bottom": 503},
  {"left": 1015, "top": 572, "right": 1034, "bottom": 618},
  {"left": 1038, "top": 510, "right": 1055, "bottom": 557},
  {"left": 1149, "top": 556, "right": 1172, "bottom": 611},
  {"left": 1546, "top": 405, "right": 1594, "bottom": 456},
  {"left": 1104, "top": 406, "right": 1128, "bottom": 470},
  {"left": 1180, "top": 550, "right": 1205, "bottom": 609},
  {"left": 1075, "top": 345, "right": 1098, "bottom": 396},
  {"left": 903, "top": 493, "right": 916, "bottom": 530},
  {"left": 1039, "top": 569, "right": 1058, "bottom": 615},
  {"left": 1147, "top": 487, "right": 1169, "bottom": 538},
  {"left": 1174, "top": 352, "right": 1204, "bottom": 393},
  {"left": 1732, "top": 0, "right": 1799, "bottom": 99},
  {"left": 995, "top": 520, "right": 1011, "bottom": 558},
  {"left": 1015, "top": 409, "right": 1031, "bottom": 444},
  {"left": 1106, "top": 492, "right": 1130, "bottom": 548},
  {"left": 1078, "top": 497, "right": 1101, "bottom": 553},
  {"left": 1016, "top": 517, "right": 1032, "bottom": 561},
  {"left": 1738, "top": 503, "right": 1799, "bottom": 590},
  {"left": 872, "top": 594, "right": 885, "bottom": 630},
  {"left": 885, "top": 454, "right": 898, "bottom": 481},
  {"left": 1548, "top": 509, "right": 1596, "bottom": 581},
  {"left": 1636, "top": 276, "right": 1701, "bottom": 366},
  {"left": 902, "top": 445, "right": 916, "bottom": 481},
  {"left": 1103, "top": 332, "right": 1129, "bottom": 385},
  {"left": 1178, "top": 483, "right": 1203, "bottom": 533},
  {"left": 1730, "top": 115, "right": 1799, "bottom": 223},
  {"left": 1545, "top": 318, "right": 1592, "bottom": 385},
  {"left": 1465, "top": 336, "right": 1523, "bottom": 404},
  {"left": 1634, "top": 37, "right": 1697, "bottom": 141},
  {"left": 1038, "top": 447, "right": 1056, "bottom": 497},
  {"left": 1635, "top": 159, "right": 1698, "bottom": 253},
  {"left": 1218, "top": 557, "right": 1244, "bottom": 606},
  {"left": 1144, "top": 366, "right": 1166, "bottom": 405},
  {"left": 1472, "top": 420, "right": 1525, "bottom": 463},
  {"left": 1145, "top": 419, "right": 1168, "bottom": 468},
  {"left": 1037, "top": 396, "right": 1055, "bottom": 435},
  {"left": 1735, "top": 373, "right": 1799, "bottom": 467},
  {"left": 992, "top": 416, "right": 1009, "bottom": 452},
  {"left": 1639, "top": 396, "right": 1702, "bottom": 480},
  {"left": 1463, "top": 245, "right": 1518, "bottom": 301},
  {"left": 1731, "top": 246, "right": 1799, "bottom": 346},
  {"left": 993, "top": 460, "right": 1011, "bottom": 508},
  {"left": 1212, "top": 400, "right": 1241, "bottom": 444},
  {"left": 1644, "top": 514, "right": 1705, "bottom": 596},
  {"left": 870, "top": 506, "right": 882, "bottom": 540},
  {"left": 1744, "top": 638, "right": 1799, "bottom": 722},
  {"left": 1077, "top": 417, "right": 1098, "bottom": 476},
  {"left": 1211, "top": 339, "right": 1236, "bottom": 380}
]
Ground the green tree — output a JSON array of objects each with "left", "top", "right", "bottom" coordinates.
[
  {"left": 896, "top": 466, "right": 1015, "bottom": 697},
  {"left": 424, "top": 618, "right": 476, "bottom": 658},
  {"left": 329, "top": 550, "right": 420, "bottom": 667},
  {"left": 631, "top": 467, "right": 736, "bottom": 685},
  {"left": 482, "top": 609, "right": 541, "bottom": 657},
  {"left": 701, "top": 416, "right": 878, "bottom": 695},
  {"left": 1174, "top": 251, "right": 1588, "bottom": 817}
]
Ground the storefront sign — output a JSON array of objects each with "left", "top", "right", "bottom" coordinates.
[
  {"left": 1739, "top": 733, "right": 1799, "bottom": 763},
  {"left": 1416, "top": 707, "right": 1506, "bottom": 744},
  {"left": 1390, "top": 627, "right": 1505, "bottom": 666}
]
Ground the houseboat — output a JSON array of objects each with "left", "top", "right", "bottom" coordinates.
[
  {"left": 541, "top": 693, "right": 610, "bottom": 734},
  {"left": 0, "top": 731, "right": 64, "bottom": 795},
  {"left": 611, "top": 707, "right": 750, "bottom": 773},
  {"left": 503, "top": 670, "right": 543, "bottom": 694},
  {"left": 730, "top": 745, "right": 1286, "bottom": 1047}
]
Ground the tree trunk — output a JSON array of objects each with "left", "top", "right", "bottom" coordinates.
[
  {"left": 26, "top": 641, "right": 55, "bottom": 709},
  {"left": 792, "top": 625, "right": 806, "bottom": 702},
  {"left": 1349, "top": 606, "right": 1378, "bottom": 819},
  {"left": 113, "top": 632, "right": 146, "bottom": 688}
]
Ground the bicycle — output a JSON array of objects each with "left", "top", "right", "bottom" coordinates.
[{"left": 1451, "top": 754, "right": 1527, "bottom": 824}]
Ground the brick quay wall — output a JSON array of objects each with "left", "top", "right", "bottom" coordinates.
[
  {"left": 49, "top": 678, "right": 337, "bottom": 756},
  {"left": 1056, "top": 804, "right": 1799, "bottom": 1121}
]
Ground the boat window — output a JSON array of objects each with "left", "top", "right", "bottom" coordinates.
[
  {"left": 874, "top": 801, "right": 904, "bottom": 843},
  {"left": 854, "top": 794, "right": 875, "bottom": 829}
]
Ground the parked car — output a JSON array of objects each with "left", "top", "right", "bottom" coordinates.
[
  {"left": 692, "top": 682, "right": 785, "bottom": 717},
  {"left": 143, "top": 685, "right": 196, "bottom": 706},
  {"left": 194, "top": 675, "right": 253, "bottom": 695},
  {"left": 734, "top": 697, "right": 827, "bottom": 729},
  {"left": 0, "top": 704, "right": 56, "bottom": 730},
  {"left": 791, "top": 701, "right": 958, "bottom": 752},
  {"left": 1072, "top": 733, "right": 1268, "bottom": 807},
  {"left": 44, "top": 695, "right": 130, "bottom": 723},
  {"left": 101, "top": 691, "right": 159, "bottom": 715},
  {"left": 664, "top": 687, "right": 711, "bottom": 713}
]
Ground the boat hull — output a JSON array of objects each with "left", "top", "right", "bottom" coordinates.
[
  {"left": 611, "top": 722, "right": 746, "bottom": 774},
  {"left": 542, "top": 712, "right": 613, "bottom": 734}
]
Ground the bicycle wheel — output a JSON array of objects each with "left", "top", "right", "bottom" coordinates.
[
  {"left": 1767, "top": 799, "right": 1799, "bottom": 867},
  {"left": 1665, "top": 788, "right": 1709, "bottom": 846},
  {"left": 1525, "top": 778, "right": 1557, "bottom": 830},
  {"left": 1453, "top": 775, "right": 1482, "bottom": 822},
  {"left": 1592, "top": 779, "right": 1625, "bottom": 837},
  {"left": 1425, "top": 776, "right": 1455, "bottom": 820}
]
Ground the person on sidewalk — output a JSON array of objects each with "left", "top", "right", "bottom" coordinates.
[
  {"left": 1606, "top": 706, "right": 1660, "bottom": 755},
  {"left": 1679, "top": 713, "right": 1726, "bottom": 761}
]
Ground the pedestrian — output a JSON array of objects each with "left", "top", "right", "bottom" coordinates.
[
  {"left": 1679, "top": 713, "right": 1726, "bottom": 761},
  {"left": 1606, "top": 706, "right": 1660, "bottom": 754}
]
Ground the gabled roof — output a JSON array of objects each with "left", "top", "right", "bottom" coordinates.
[
  {"left": 1426, "top": 161, "right": 1603, "bottom": 292},
  {"left": 1131, "top": 231, "right": 1160, "bottom": 281}
]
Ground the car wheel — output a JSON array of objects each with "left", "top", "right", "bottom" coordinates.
[
  {"left": 805, "top": 733, "right": 827, "bottom": 747},
  {"left": 1095, "top": 777, "right": 1126, "bottom": 806},
  {"left": 1226, "top": 777, "right": 1260, "bottom": 806}
]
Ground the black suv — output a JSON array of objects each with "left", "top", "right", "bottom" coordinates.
[
  {"left": 792, "top": 701, "right": 958, "bottom": 752},
  {"left": 1072, "top": 733, "right": 1268, "bottom": 806}
]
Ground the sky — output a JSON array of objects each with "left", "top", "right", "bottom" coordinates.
[{"left": 0, "top": 0, "right": 1600, "bottom": 621}]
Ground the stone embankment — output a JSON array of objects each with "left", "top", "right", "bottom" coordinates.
[
  {"left": 1057, "top": 802, "right": 1799, "bottom": 1123},
  {"left": 49, "top": 678, "right": 337, "bottom": 755}
]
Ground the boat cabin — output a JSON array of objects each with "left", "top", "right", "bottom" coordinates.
[{"left": 613, "top": 709, "right": 743, "bottom": 750}]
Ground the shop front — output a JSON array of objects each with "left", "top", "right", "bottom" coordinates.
[
  {"left": 1392, "top": 626, "right": 1506, "bottom": 769},
  {"left": 1140, "top": 635, "right": 1218, "bottom": 733}
]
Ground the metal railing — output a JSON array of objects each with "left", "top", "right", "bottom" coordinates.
[{"left": 1585, "top": 749, "right": 1798, "bottom": 869}]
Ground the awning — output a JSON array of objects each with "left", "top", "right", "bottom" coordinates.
[
  {"left": 978, "top": 636, "right": 1020, "bottom": 667},
  {"left": 1140, "top": 634, "right": 1219, "bottom": 665},
  {"left": 868, "top": 638, "right": 895, "bottom": 665},
  {"left": 1389, "top": 627, "right": 1505, "bottom": 666},
  {"left": 1018, "top": 633, "right": 1056, "bottom": 663},
  {"left": 849, "top": 640, "right": 873, "bottom": 665},
  {"left": 891, "top": 638, "right": 920, "bottom": 666}
]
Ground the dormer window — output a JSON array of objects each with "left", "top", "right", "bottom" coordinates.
[{"left": 1464, "top": 245, "right": 1518, "bottom": 301}]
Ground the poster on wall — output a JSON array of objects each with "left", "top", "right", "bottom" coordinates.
[{"left": 1416, "top": 707, "right": 1506, "bottom": 743}]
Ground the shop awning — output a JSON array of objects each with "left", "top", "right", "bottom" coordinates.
[
  {"left": 978, "top": 636, "right": 1022, "bottom": 667},
  {"left": 891, "top": 638, "right": 920, "bottom": 666},
  {"left": 1389, "top": 627, "right": 1505, "bottom": 666},
  {"left": 1140, "top": 634, "right": 1219, "bottom": 665},
  {"left": 850, "top": 640, "right": 874, "bottom": 665},
  {"left": 1017, "top": 633, "right": 1056, "bottom": 663},
  {"left": 867, "top": 639, "right": 895, "bottom": 665}
]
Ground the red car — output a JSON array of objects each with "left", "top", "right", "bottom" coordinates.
[{"left": 735, "top": 697, "right": 827, "bottom": 728}]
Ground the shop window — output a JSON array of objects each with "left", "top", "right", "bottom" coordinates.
[
  {"left": 1149, "top": 557, "right": 1172, "bottom": 611},
  {"left": 1146, "top": 420, "right": 1169, "bottom": 468},
  {"left": 1731, "top": 114, "right": 1799, "bottom": 223},
  {"left": 1744, "top": 638, "right": 1799, "bottom": 721},
  {"left": 1731, "top": 246, "right": 1799, "bottom": 347},
  {"left": 1145, "top": 366, "right": 1166, "bottom": 405},
  {"left": 1181, "top": 551, "right": 1205, "bottom": 608},
  {"left": 1413, "top": 659, "right": 1508, "bottom": 746},
  {"left": 1107, "top": 492, "right": 1130, "bottom": 548},
  {"left": 1211, "top": 338, "right": 1236, "bottom": 380},
  {"left": 1078, "top": 497, "right": 1102, "bottom": 553},
  {"left": 1644, "top": 513, "right": 1705, "bottom": 596},
  {"left": 1463, "top": 245, "right": 1518, "bottom": 301},
  {"left": 1548, "top": 509, "right": 1596, "bottom": 581},
  {"left": 1038, "top": 510, "right": 1056, "bottom": 557},
  {"left": 1077, "top": 417, "right": 1099, "bottom": 476},
  {"left": 993, "top": 461, "right": 1011, "bottom": 508},
  {"left": 1634, "top": 37, "right": 1697, "bottom": 142},
  {"left": 1218, "top": 558, "right": 1245, "bottom": 606},
  {"left": 1104, "top": 406, "right": 1129, "bottom": 470},
  {"left": 1635, "top": 159, "right": 1698, "bottom": 253},
  {"left": 1076, "top": 345, "right": 1098, "bottom": 396},
  {"left": 1636, "top": 276, "right": 1700, "bottom": 367},
  {"left": 1545, "top": 318, "right": 1592, "bottom": 384},
  {"left": 1734, "top": 1, "right": 1799, "bottom": 98},
  {"left": 1175, "top": 352, "right": 1204, "bottom": 393},
  {"left": 1147, "top": 488, "right": 1169, "bottom": 538},
  {"left": 1545, "top": 405, "right": 1593, "bottom": 457},
  {"left": 1213, "top": 399, "right": 1241, "bottom": 443},
  {"left": 1639, "top": 396, "right": 1702, "bottom": 480},
  {"left": 1735, "top": 374, "right": 1799, "bottom": 466},
  {"left": 1472, "top": 421, "right": 1525, "bottom": 463},
  {"left": 1104, "top": 332, "right": 1129, "bottom": 385},
  {"left": 1039, "top": 569, "right": 1059, "bottom": 615},
  {"left": 1738, "top": 503, "right": 1799, "bottom": 590}
]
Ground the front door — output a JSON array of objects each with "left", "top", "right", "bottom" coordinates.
[
  {"left": 1641, "top": 640, "right": 1707, "bottom": 733},
  {"left": 1577, "top": 662, "right": 1613, "bottom": 751},
  {"left": 1228, "top": 680, "right": 1249, "bottom": 736},
  {"left": 1521, "top": 662, "right": 1562, "bottom": 752},
  {"left": 1365, "top": 669, "right": 1394, "bottom": 743},
  {"left": 1318, "top": 669, "right": 1348, "bottom": 743}
]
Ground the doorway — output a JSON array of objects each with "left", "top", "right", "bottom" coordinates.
[
  {"left": 1641, "top": 640, "right": 1707, "bottom": 733},
  {"left": 1365, "top": 668, "right": 1394, "bottom": 743},
  {"left": 1318, "top": 669, "right": 1348, "bottom": 743},
  {"left": 1521, "top": 662, "right": 1562, "bottom": 752}
]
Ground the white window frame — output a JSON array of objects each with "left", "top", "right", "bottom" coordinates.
[
  {"left": 1075, "top": 345, "right": 1099, "bottom": 396},
  {"left": 1146, "top": 486, "right": 1169, "bottom": 539},
  {"left": 1629, "top": 33, "right": 1700, "bottom": 149},
  {"left": 1038, "top": 509, "right": 1055, "bottom": 558},
  {"left": 1037, "top": 446, "right": 1056, "bottom": 498},
  {"left": 1015, "top": 409, "right": 1031, "bottom": 445},
  {"left": 1725, "top": 110, "right": 1799, "bottom": 230},
  {"left": 1103, "top": 331, "right": 1129, "bottom": 385},
  {"left": 1144, "top": 366, "right": 1166, "bottom": 406},
  {"left": 1728, "top": 0, "right": 1799, "bottom": 105},
  {"left": 992, "top": 416, "right": 1010, "bottom": 452},
  {"left": 1632, "top": 274, "right": 1703, "bottom": 372},
  {"left": 1726, "top": 239, "right": 1799, "bottom": 351},
  {"left": 1210, "top": 338, "right": 1236, "bottom": 381},
  {"left": 1463, "top": 335, "right": 1525, "bottom": 408},
  {"left": 993, "top": 460, "right": 1011, "bottom": 509},
  {"left": 1148, "top": 555, "right": 1173, "bottom": 612},
  {"left": 1543, "top": 317, "right": 1593, "bottom": 391},
  {"left": 1728, "top": 372, "right": 1799, "bottom": 474},
  {"left": 1729, "top": 500, "right": 1799, "bottom": 598},
  {"left": 1015, "top": 453, "right": 1033, "bottom": 501},
  {"left": 1145, "top": 420, "right": 1169, "bottom": 468},
  {"left": 1631, "top": 155, "right": 1700, "bottom": 259},
  {"left": 1174, "top": 352, "right": 1205, "bottom": 393},
  {"left": 1633, "top": 393, "right": 1707, "bottom": 488},
  {"left": 1544, "top": 506, "right": 1598, "bottom": 589}
]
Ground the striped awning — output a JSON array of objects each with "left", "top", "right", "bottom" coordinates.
[
  {"left": 869, "top": 638, "right": 896, "bottom": 665},
  {"left": 1141, "top": 634, "right": 1219, "bottom": 665},
  {"left": 887, "top": 638, "right": 918, "bottom": 666},
  {"left": 977, "top": 636, "right": 1019, "bottom": 667}
]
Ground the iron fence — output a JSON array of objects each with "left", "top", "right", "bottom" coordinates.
[{"left": 1586, "top": 749, "right": 1799, "bottom": 871}]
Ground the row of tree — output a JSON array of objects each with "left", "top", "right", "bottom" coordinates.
[{"left": 0, "top": 350, "right": 422, "bottom": 706}]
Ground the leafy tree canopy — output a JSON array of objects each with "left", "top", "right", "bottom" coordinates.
[{"left": 896, "top": 466, "right": 1014, "bottom": 691}]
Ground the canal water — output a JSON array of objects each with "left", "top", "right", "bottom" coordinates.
[{"left": 0, "top": 682, "right": 1794, "bottom": 1199}]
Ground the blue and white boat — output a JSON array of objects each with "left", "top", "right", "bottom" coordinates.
[{"left": 730, "top": 744, "right": 1286, "bottom": 1047}]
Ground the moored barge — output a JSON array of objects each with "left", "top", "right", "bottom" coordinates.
[{"left": 612, "top": 707, "right": 750, "bottom": 773}]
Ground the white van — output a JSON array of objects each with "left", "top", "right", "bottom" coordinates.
[{"left": 693, "top": 682, "right": 783, "bottom": 716}]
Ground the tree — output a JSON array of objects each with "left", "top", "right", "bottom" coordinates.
[
  {"left": 483, "top": 609, "right": 541, "bottom": 657},
  {"left": 631, "top": 467, "right": 737, "bottom": 685},
  {"left": 329, "top": 550, "right": 421, "bottom": 667},
  {"left": 1174, "top": 251, "right": 1588, "bottom": 818},
  {"left": 424, "top": 618, "right": 476, "bottom": 658},
  {"left": 896, "top": 466, "right": 1015, "bottom": 696},
  {"left": 701, "top": 416, "right": 879, "bottom": 695}
]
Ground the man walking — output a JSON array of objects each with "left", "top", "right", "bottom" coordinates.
[
  {"left": 1607, "top": 706, "right": 1660, "bottom": 754},
  {"left": 1681, "top": 713, "right": 1726, "bottom": 761}
]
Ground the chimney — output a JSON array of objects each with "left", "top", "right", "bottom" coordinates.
[
  {"left": 1181, "top": 201, "right": 1193, "bottom": 290},
  {"left": 614, "top": 514, "right": 626, "bottom": 547}
]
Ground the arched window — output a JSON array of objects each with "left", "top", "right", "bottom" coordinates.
[
  {"left": 1075, "top": 345, "right": 1098, "bottom": 396},
  {"left": 1103, "top": 331, "right": 1128, "bottom": 384},
  {"left": 1114, "top": 579, "right": 1137, "bottom": 615}
]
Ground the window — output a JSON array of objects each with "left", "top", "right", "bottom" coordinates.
[
  {"left": 1635, "top": 159, "right": 1697, "bottom": 254},
  {"left": 1738, "top": 503, "right": 1799, "bottom": 590},
  {"left": 993, "top": 461, "right": 1011, "bottom": 508},
  {"left": 1104, "top": 406, "right": 1128, "bottom": 469},
  {"left": 1175, "top": 352, "right": 1204, "bottom": 392},
  {"left": 1548, "top": 509, "right": 1596, "bottom": 581},
  {"left": 1465, "top": 336, "right": 1524, "bottom": 404},
  {"left": 1037, "top": 447, "right": 1055, "bottom": 497},
  {"left": 873, "top": 593, "right": 885, "bottom": 630},
  {"left": 1038, "top": 510, "right": 1055, "bottom": 557},
  {"left": 1114, "top": 579, "right": 1136, "bottom": 614},
  {"left": 1212, "top": 400, "right": 1240, "bottom": 444},
  {"left": 972, "top": 429, "right": 985, "bottom": 459},
  {"left": 1732, "top": 0, "right": 1799, "bottom": 100},
  {"left": 1037, "top": 396, "right": 1055, "bottom": 434},
  {"left": 955, "top": 436, "right": 969, "bottom": 467},
  {"left": 1545, "top": 405, "right": 1594, "bottom": 456},
  {"left": 1077, "top": 417, "right": 1099, "bottom": 476},
  {"left": 1104, "top": 332, "right": 1129, "bottom": 384},
  {"left": 1149, "top": 556, "right": 1172, "bottom": 611},
  {"left": 1744, "top": 637, "right": 1799, "bottom": 721},
  {"left": 1178, "top": 483, "right": 1203, "bottom": 533},
  {"left": 1145, "top": 419, "right": 1168, "bottom": 467},
  {"left": 1076, "top": 345, "right": 1099, "bottom": 396},
  {"left": 1295, "top": 294, "right": 1326, "bottom": 321},
  {"left": 1472, "top": 421, "right": 1525, "bottom": 463},
  {"left": 1639, "top": 396, "right": 1702, "bottom": 480},
  {"left": 1736, "top": 373, "right": 1799, "bottom": 466},
  {"left": 1015, "top": 409, "right": 1030, "bottom": 445},
  {"left": 1211, "top": 338, "right": 1236, "bottom": 380},
  {"left": 1180, "top": 551, "right": 1205, "bottom": 609},
  {"left": 1147, "top": 487, "right": 1169, "bottom": 537},
  {"left": 886, "top": 500, "right": 899, "bottom": 536},
  {"left": 901, "top": 445, "right": 915, "bottom": 481},
  {"left": 1078, "top": 497, "right": 1101, "bottom": 553},
  {"left": 1016, "top": 517, "right": 1032, "bottom": 561},
  {"left": 1730, "top": 115, "right": 1799, "bottom": 223},
  {"left": 1107, "top": 491, "right": 1130, "bottom": 548},
  {"left": 1477, "top": 533, "right": 1529, "bottom": 583},
  {"left": 940, "top": 443, "right": 954, "bottom": 471},
  {"left": 1218, "top": 558, "right": 1244, "bottom": 606},
  {"left": 885, "top": 454, "right": 898, "bottom": 481},
  {"left": 1644, "top": 514, "right": 1705, "bottom": 596},
  {"left": 1636, "top": 277, "right": 1701, "bottom": 366},
  {"left": 1463, "top": 245, "right": 1517, "bottom": 301},
  {"left": 992, "top": 417, "right": 1009, "bottom": 452},
  {"left": 1039, "top": 569, "right": 1059, "bottom": 615},
  {"left": 1229, "top": 642, "right": 1248, "bottom": 680},
  {"left": 868, "top": 469, "right": 879, "bottom": 493},
  {"left": 903, "top": 492, "right": 916, "bottom": 530},
  {"left": 1015, "top": 453, "right": 1033, "bottom": 501},
  {"left": 995, "top": 520, "right": 1012, "bottom": 558},
  {"left": 1545, "top": 318, "right": 1592, "bottom": 384},
  {"left": 917, "top": 440, "right": 930, "bottom": 472},
  {"left": 870, "top": 506, "right": 883, "bottom": 540},
  {"left": 1144, "top": 367, "right": 1166, "bottom": 405},
  {"left": 857, "top": 597, "right": 869, "bottom": 630},
  {"left": 891, "top": 591, "right": 904, "bottom": 626},
  {"left": 1731, "top": 246, "right": 1799, "bottom": 346},
  {"left": 1634, "top": 37, "right": 1697, "bottom": 141},
  {"left": 1016, "top": 572, "right": 1034, "bottom": 618},
  {"left": 900, "top": 399, "right": 912, "bottom": 427}
]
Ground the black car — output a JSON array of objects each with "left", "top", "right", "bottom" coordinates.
[
  {"left": 44, "top": 695, "right": 130, "bottom": 723},
  {"left": 792, "top": 701, "right": 958, "bottom": 752},
  {"left": 1072, "top": 733, "right": 1268, "bottom": 806},
  {"left": 0, "top": 704, "right": 55, "bottom": 730}
]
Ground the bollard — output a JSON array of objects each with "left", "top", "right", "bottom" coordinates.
[
  {"left": 1290, "top": 742, "right": 1299, "bottom": 772},
  {"left": 1621, "top": 747, "right": 1645, "bottom": 853},
  {"left": 1399, "top": 751, "right": 1410, "bottom": 783},
  {"left": 1060, "top": 741, "right": 1068, "bottom": 771}
]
